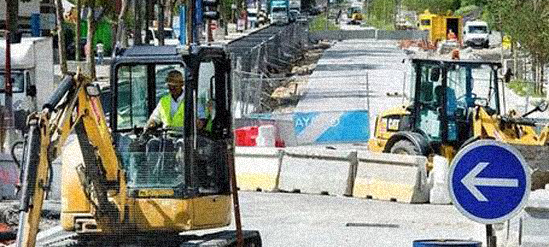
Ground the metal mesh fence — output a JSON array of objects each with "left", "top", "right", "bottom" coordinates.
[{"left": 231, "top": 21, "right": 309, "bottom": 118}]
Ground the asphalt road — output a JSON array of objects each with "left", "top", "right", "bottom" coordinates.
[
  {"left": 213, "top": 191, "right": 486, "bottom": 246},
  {"left": 296, "top": 39, "right": 408, "bottom": 136}
]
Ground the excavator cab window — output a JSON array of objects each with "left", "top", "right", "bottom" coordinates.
[{"left": 114, "top": 63, "right": 187, "bottom": 190}]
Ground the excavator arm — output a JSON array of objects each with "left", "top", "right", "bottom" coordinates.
[{"left": 15, "top": 73, "right": 124, "bottom": 247}]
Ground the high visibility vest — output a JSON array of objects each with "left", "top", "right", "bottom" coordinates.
[
  {"left": 205, "top": 108, "right": 213, "bottom": 132},
  {"left": 160, "top": 95, "right": 184, "bottom": 127}
]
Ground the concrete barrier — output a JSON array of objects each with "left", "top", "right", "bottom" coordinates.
[
  {"left": 234, "top": 146, "right": 282, "bottom": 191},
  {"left": 352, "top": 152, "right": 429, "bottom": 203},
  {"left": 277, "top": 148, "right": 354, "bottom": 196},
  {"left": 235, "top": 146, "right": 429, "bottom": 203},
  {"left": 520, "top": 188, "right": 549, "bottom": 247},
  {"left": 309, "top": 30, "right": 427, "bottom": 41}
]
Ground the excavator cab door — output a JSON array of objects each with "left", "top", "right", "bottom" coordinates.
[{"left": 188, "top": 54, "right": 233, "bottom": 227}]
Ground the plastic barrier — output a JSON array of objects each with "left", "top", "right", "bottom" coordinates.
[
  {"left": 429, "top": 155, "right": 451, "bottom": 204},
  {"left": 234, "top": 126, "right": 259, "bottom": 146},
  {"left": 234, "top": 146, "right": 282, "bottom": 191},
  {"left": 353, "top": 152, "right": 429, "bottom": 203},
  {"left": 256, "top": 125, "right": 276, "bottom": 147}
]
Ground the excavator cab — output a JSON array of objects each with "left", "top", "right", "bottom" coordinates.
[{"left": 110, "top": 46, "right": 231, "bottom": 197}]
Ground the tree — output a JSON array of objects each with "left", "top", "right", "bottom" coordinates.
[
  {"left": 134, "top": 0, "right": 144, "bottom": 45},
  {"left": 158, "top": 0, "right": 166, "bottom": 46},
  {"left": 83, "top": 0, "right": 115, "bottom": 79},
  {"left": 115, "top": 0, "right": 130, "bottom": 48},
  {"left": 403, "top": 0, "right": 460, "bottom": 14},
  {"left": 76, "top": 0, "right": 82, "bottom": 61},
  {"left": 55, "top": 0, "right": 68, "bottom": 74},
  {"left": 5, "top": 0, "right": 19, "bottom": 41},
  {"left": 486, "top": 0, "right": 549, "bottom": 93}
]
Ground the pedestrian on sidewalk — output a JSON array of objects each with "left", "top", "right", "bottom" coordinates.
[{"left": 97, "top": 42, "right": 104, "bottom": 65}]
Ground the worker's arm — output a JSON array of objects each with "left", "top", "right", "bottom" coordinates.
[{"left": 146, "top": 103, "right": 163, "bottom": 129}]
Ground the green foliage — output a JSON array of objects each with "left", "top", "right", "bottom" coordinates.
[
  {"left": 460, "top": 0, "right": 487, "bottom": 7},
  {"left": 366, "top": 0, "right": 396, "bottom": 28},
  {"left": 309, "top": 16, "right": 340, "bottom": 32},
  {"left": 485, "top": 0, "right": 549, "bottom": 64},
  {"left": 403, "top": 0, "right": 460, "bottom": 14},
  {"left": 366, "top": 17, "right": 395, "bottom": 30},
  {"left": 454, "top": 4, "right": 481, "bottom": 17},
  {"left": 507, "top": 79, "right": 545, "bottom": 98}
]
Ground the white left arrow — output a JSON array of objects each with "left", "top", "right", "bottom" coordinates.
[{"left": 461, "top": 162, "right": 519, "bottom": 202}]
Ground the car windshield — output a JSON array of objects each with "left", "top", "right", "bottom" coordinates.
[
  {"left": 0, "top": 72, "right": 25, "bottom": 93},
  {"left": 469, "top": 25, "right": 488, "bottom": 34},
  {"left": 273, "top": 7, "right": 286, "bottom": 12}
]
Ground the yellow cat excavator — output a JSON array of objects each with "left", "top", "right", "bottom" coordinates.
[
  {"left": 15, "top": 45, "right": 261, "bottom": 246},
  {"left": 368, "top": 58, "right": 549, "bottom": 189}
]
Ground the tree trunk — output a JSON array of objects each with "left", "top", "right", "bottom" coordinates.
[
  {"left": 55, "top": 0, "right": 68, "bottom": 74},
  {"left": 7, "top": 0, "right": 18, "bottom": 41},
  {"left": 158, "top": 0, "right": 166, "bottom": 46},
  {"left": 512, "top": 41, "right": 518, "bottom": 80},
  {"left": 134, "top": 0, "right": 143, "bottom": 45},
  {"left": 145, "top": 0, "right": 152, "bottom": 44},
  {"left": 166, "top": 0, "right": 176, "bottom": 28},
  {"left": 116, "top": 0, "right": 129, "bottom": 48},
  {"left": 86, "top": 2, "right": 97, "bottom": 79},
  {"left": 76, "top": 0, "right": 82, "bottom": 61}
]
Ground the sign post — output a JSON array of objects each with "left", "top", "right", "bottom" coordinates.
[{"left": 448, "top": 140, "right": 530, "bottom": 247}]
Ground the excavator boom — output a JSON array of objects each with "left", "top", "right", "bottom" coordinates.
[{"left": 15, "top": 74, "right": 120, "bottom": 247}]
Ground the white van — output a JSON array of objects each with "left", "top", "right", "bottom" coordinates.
[
  {"left": 463, "top": 21, "right": 490, "bottom": 48},
  {"left": 145, "top": 28, "right": 180, "bottom": 46}
]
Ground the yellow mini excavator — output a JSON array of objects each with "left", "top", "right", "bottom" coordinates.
[
  {"left": 15, "top": 45, "right": 261, "bottom": 246},
  {"left": 368, "top": 58, "right": 549, "bottom": 189}
]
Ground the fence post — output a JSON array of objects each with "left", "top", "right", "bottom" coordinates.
[
  {"left": 273, "top": 149, "right": 285, "bottom": 192},
  {"left": 344, "top": 150, "right": 358, "bottom": 197}
]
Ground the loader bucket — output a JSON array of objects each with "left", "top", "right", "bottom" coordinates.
[{"left": 511, "top": 144, "right": 549, "bottom": 190}]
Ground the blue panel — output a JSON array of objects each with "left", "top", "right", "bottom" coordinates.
[
  {"left": 31, "top": 13, "right": 40, "bottom": 37},
  {"left": 315, "top": 111, "right": 369, "bottom": 143},
  {"left": 179, "top": 5, "right": 186, "bottom": 45},
  {"left": 293, "top": 112, "right": 318, "bottom": 136}
]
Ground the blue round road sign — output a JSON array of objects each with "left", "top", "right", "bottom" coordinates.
[{"left": 448, "top": 140, "right": 530, "bottom": 224}]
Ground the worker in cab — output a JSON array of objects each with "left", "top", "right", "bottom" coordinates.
[
  {"left": 146, "top": 70, "right": 185, "bottom": 129},
  {"left": 145, "top": 70, "right": 213, "bottom": 133}
]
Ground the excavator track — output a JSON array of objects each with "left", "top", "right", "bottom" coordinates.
[{"left": 35, "top": 229, "right": 262, "bottom": 247}]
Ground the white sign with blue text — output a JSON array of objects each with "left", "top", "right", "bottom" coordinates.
[{"left": 448, "top": 140, "right": 530, "bottom": 224}]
